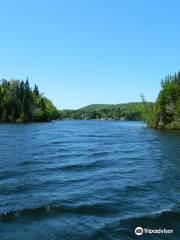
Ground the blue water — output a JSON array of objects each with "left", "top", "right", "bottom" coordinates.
[{"left": 0, "top": 120, "right": 180, "bottom": 240}]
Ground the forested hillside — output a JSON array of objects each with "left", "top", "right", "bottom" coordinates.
[
  {"left": 61, "top": 102, "right": 153, "bottom": 121},
  {"left": 2, "top": 71, "right": 180, "bottom": 129},
  {"left": 144, "top": 71, "right": 180, "bottom": 129},
  {"left": 0, "top": 79, "right": 59, "bottom": 123}
]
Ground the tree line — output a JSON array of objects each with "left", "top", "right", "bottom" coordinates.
[
  {"left": 0, "top": 79, "right": 59, "bottom": 123},
  {"left": 1, "top": 71, "right": 180, "bottom": 129},
  {"left": 60, "top": 70, "right": 180, "bottom": 130},
  {"left": 60, "top": 102, "right": 154, "bottom": 121},
  {"left": 143, "top": 71, "right": 180, "bottom": 129}
]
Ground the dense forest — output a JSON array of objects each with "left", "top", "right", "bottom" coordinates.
[
  {"left": 0, "top": 79, "right": 59, "bottom": 123},
  {"left": 60, "top": 102, "right": 153, "bottom": 121},
  {"left": 1, "top": 71, "right": 180, "bottom": 129},
  {"left": 143, "top": 71, "right": 180, "bottom": 129}
]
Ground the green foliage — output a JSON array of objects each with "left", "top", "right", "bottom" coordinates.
[
  {"left": 0, "top": 79, "right": 59, "bottom": 123},
  {"left": 32, "top": 108, "right": 46, "bottom": 122},
  {"left": 60, "top": 102, "right": 153, "bottom": 121},
  {"left": 145, "top": 71, "right": 180, "bottom": 129}
]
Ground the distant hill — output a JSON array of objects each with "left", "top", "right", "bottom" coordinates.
[
  {"left": 79, "top": 104, "right": 114, "bottom": 111},
  {"left": 79, "top": 102, "right": 145, "bottom": 111},
  {"left": 60, "top": 102, "right": 154, "bottom": 121}
]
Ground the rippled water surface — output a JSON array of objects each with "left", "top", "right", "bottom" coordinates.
[{"left": 0, "top": 120, "right": 180, "bottom": 240}]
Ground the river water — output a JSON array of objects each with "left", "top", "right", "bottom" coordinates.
[{"left": 0, "top": 120, "right": 180, "bottom": 239}]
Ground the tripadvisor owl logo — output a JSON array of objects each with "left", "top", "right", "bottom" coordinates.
[{"left": 135, "top": 227, "right": 143, "bottom": 236}]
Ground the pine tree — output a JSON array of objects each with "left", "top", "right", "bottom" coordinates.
[
  {"left": 33, "top": 84, "right": 39, "bottom": 97},
  {"left": 0, "top": 79, "right": 59, "bottom": 123}
]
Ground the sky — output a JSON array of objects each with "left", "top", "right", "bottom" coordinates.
[{"left": 0, "top": 0, "right": 180, "bottom": 109}]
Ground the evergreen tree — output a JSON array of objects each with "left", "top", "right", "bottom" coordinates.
[
  {"left": 145, "top": 71, "right": 180, "bottom": 129},
  {"left": 33, "top": 84, "right": 39, "bottom": 97},
  {"left": 0, "top": 79, "right": 59, "bottom": 123}
]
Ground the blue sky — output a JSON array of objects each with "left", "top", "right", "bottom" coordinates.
[{"left": 0, "top": 0, "right": 180, "bottom": 109}]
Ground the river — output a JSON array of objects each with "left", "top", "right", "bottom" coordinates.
[{"left": 0, "top": 120, "right": 180, "bottom": 239}]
